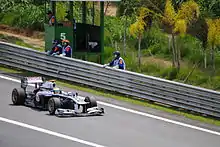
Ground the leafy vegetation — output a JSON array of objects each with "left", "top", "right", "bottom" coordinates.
[
  {"left": 0, "top": 0, "right": 45, "bottom": 31},
  {"left": 0, "top": 0, "right": 220, "bottom": 92}
]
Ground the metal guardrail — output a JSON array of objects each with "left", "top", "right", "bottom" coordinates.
[{"left": 1, "top": 41, "right": 220, "bottom": 118}]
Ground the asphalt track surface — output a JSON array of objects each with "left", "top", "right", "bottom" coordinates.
[{"left": 0, "top": 75, "right": 220, "bottom": 147}]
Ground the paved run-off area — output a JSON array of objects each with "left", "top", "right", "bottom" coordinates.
[{"left": 0, "top": 76, "right": 220, "bottom": 147}]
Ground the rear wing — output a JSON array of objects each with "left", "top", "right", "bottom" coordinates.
[{"left": 21, "top": 77, "right": 45, "bottom": 89}]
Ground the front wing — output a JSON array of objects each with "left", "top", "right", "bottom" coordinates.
[{"left": 54, "top": 107, "right": 104, "bottom": 117}]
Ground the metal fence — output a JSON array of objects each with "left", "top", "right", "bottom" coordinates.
[{"left": 1, "top": 41, "right": 220, "bottom": 118}]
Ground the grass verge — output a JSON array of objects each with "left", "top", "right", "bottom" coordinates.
[{"left": 0, "top": 65, "right": 220, "bottom": 126}]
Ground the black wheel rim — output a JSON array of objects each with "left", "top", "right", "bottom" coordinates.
[
  {"left": 48, "top": 100, "right": 54, "bottom": 113},
  {"left": 12, "top": 91, "right": 17, "bottom": 103}
]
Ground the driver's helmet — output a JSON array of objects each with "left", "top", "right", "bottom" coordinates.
[{"left": 53, "top": 87, "right": 60, "bottom": 94}]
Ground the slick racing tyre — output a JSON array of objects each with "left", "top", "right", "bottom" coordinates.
[
  {"left": 48, "top": 97, "right": 61, "bottom": 115},
  {"left": 12, "top": 88, "right": 26, "bottom": 105},
  {"left": 85, "top": 96, "right": 97, "bottom": 108}
]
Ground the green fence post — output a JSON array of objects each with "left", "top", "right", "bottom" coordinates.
[{"left": 100, "top": 2, "right": 104, "bottom": 64}]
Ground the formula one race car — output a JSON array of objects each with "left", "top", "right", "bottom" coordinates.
[{"left": 11, "top": 76, "right": 104, "bottom": 117}]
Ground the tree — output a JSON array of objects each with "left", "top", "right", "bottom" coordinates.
[
  {"left": 116, "top": 0, "right": 140, "bottom": 56},
  {"left": 104, "top": 16, "right": 124, "bottom": 49},
  {"left": 195, "top": 0, "right": 220, "bottom": 18},
  {"left": 206, "top": 18, "right": 220, "bottom": 71},
  {"left": 179, "top": 0, "right": 220, "bottom": 69},
  {"left": 116, "top": 0, "right": 140, "bottom": 16},
  {"left": 163, "top": 0, "right": 200, "bottom": 70},
  {"left": 129, "top": 7, "right": 151, "bottom": 67},
  {"left": 139, "top": 0, "right": 164, "bottom": 14}
]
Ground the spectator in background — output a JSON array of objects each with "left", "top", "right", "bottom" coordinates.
[
  {"left": 47, "top": 10, "right": 55, "bottom": 26},
  {"left": 47, "top": 39, "right": 62, "bottom": 56},
  {"left": 60, "top": 39, "right": 72, "bottom": 57},
  {"left": 103, "top": 51, "right": 126, "bottom": 70}
]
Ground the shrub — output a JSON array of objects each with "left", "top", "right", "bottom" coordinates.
[
  {"left": 176, "top": 35, "right": 204, "bottom": 63},
  {"left": 0, "top": 4, "right": 44, "bottom": 30},
  {"left": 134, "top": 24, "right": 169, "bottom": 55}
]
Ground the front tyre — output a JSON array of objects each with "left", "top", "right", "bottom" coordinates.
[
  {"left": 12, "top": 88, "right": 26, "bottom": 105},
  {"left": 48, "top": 97, "right": 61, "bottom": 115},
  {"left": 85, "top": 96, "right": 97, "bottom": 108}
]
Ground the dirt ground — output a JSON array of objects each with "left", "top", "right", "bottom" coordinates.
[
  {"left": 142, "top": 56, "right": 172, "bottom": 67},
  {"left": 0, "top": 25, "right": 44, "bottom": 49},
  {"left": 104, "top": 3, "right": 117, "bottom": 16},
  {"left": 0, "top": 25, "right": 44, "bottom": 38}
]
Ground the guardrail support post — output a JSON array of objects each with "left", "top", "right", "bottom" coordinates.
[{"left": 100, "top": 1, "right": 104, "bottom": 64}]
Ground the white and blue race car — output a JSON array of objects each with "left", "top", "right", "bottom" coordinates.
[{"left": 11, "top": 76, "right": 104, "bottom": 117}]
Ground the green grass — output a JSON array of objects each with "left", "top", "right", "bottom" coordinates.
[
  {"left": 0, "top": 34, "right": 22, "bottom": 43},
  {"left": 15, "top": 41, "right": 44, "bottom": 52},
  {"left": 1, "top": 64, "right": 220, "bottom": 126},
  {"left": 0, "top": 66, "right": 21, "bottom": 73}
]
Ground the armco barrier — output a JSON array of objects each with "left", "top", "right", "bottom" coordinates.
[{"left": 1, "top": 41, "right": 220, "bottom": 118}]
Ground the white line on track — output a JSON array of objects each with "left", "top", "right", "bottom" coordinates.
[
  {"left": 98, "top": 101, "right": 220, "bottom": 136},
  {"left": 0, "top": 74, "right": 220, "bottom": 137},
  {"left": 0, "top": 117, "right": 106, "bottom": 147}
]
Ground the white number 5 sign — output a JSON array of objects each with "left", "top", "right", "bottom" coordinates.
[{"left": 60, "top": 33, "right": 66, "bottom": 40}]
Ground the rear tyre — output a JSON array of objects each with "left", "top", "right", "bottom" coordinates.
[
  {"left": 48, "top": 97, "right": 61, "bottom": 115},
  {"left": 12, "top": 88, "right": 26, "bottom": 105}
]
